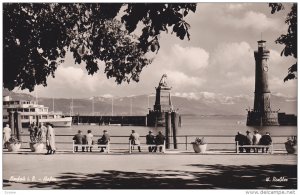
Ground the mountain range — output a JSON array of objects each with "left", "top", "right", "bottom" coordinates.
[{"left": 3, "top": 89, "right": 297, "bottom": 116}]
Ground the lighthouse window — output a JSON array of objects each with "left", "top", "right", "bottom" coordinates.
[{"left": 30, "top": 108, "right": 35, "bottom": 112}]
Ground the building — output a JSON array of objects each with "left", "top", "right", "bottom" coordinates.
[
  {"left": 147, "top": 74, "right": 179, "bottom": 127},
  {"left": 247, "top": 40, "right": 279, "bottom": 126}
]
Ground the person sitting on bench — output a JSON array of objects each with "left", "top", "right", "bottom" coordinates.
[
  {"left": 146, "top": 130, "right": 155, "bottom": 152},
  {"left": 259, "top": 132, "right": 272, "bottom": 153},
  {"left": 252, "top": 130, "right": 262, "bottom": 153},
  {"left": 73, "top": 130, "right": 84, "bottom": 152},
  {"left": 98, "top": 130, "right": 110, "bottom": 152},
  {"left": 86, "top": 130, "right": 94, "bottom": 152},
  {"left": 154, "top": 131, "right": 165, "bottom": 152},
  {"left": 235, "top": 131, "right": 246, "bottom": 153},
  {"left": 129, "top": 130, "right": 141, "bottom": 152},
  {"left": 244, "top": 130, "right": 253, "bottom": 153}
]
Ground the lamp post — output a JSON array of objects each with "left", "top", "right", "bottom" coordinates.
[
  {"left": 92, "top": 97, "right": 94, "bottom": 116},
  {"left": 147, "top": 93, "right": 155, "bottom": 110},
  {"left": 111, "top": 97, "right": 114, "bottom": 116},
  {"left": 130, "top": 97, "right": 133, "bottom": 116}
]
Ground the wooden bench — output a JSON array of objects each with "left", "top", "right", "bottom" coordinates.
[
  {"left": 235, "top": 141, "right": 273, "bottom": 154},
  {"left": 72, "top": 140, "right": 110, "bottom": 153},
  {"left": 129, "top": 141, "right": 166, "bottom": 153}
]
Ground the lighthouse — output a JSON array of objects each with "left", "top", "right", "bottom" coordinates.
[{"left": 247, "top": 40, "right": 279, "bottom": 126}]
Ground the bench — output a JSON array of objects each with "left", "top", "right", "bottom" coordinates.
[
  {"left": 72, "top": 140, "right": 110, "bottom": 153},
  {"left": 235, "top": 141, "right": 273, "bottom": 154},
  {"left": 129, "top": 141, "right": 166, "bottom": 153}
]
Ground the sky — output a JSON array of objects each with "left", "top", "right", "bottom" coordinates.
[{"left": 18, "top": 3, "right": 297, "bottom": 99}]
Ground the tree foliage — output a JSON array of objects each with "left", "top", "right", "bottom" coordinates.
[
  {"left": 269, "top": 3, "right": 297, "bottom": 82},
  {"left": 3, "top": 3, "right": 197, "bottom": 91}
]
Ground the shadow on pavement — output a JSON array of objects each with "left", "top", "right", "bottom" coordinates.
[{"left": 3, "top": 164, "right": 297, "bottom": 189}]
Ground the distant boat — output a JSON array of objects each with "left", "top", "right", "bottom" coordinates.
[
  {"left": 109, "top": 124, "right": 122, "bottom": 126},
  {"left": 3, "top": 96, "right": 72, "bottom": 127}
]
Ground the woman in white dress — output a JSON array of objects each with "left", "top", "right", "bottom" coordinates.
[{"left": 46, "top": 123, "right": 56, "bottom": 154}]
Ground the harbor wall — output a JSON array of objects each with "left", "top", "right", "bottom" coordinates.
[{"left": 71, "top": 115, "right": 148, "bottom": 126}]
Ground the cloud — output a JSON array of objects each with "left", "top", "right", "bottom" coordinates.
[
  {"left": 140, "top": 44, "right": 209, "bottom": 91},
  {"left": 195, "top": 4, "right": 283, "bottom": 32},
  {"left": 166, "top": 71, "right": 206, "bottom": 89},
  {"left": 102, "top": 94, "right": 114, "bottom": 98},
  {"left": 210, "top": 41, "right": 253, "bottom": 72},
  {"left": 154, "top": 44, "right": 210, "bottom": 75},
  {"left": 51, "top": 66, "right": 108, "bottom": 92},
  {"left": 174, "top": 92, "right": 200, "bottom": 100},
  {"left": 226, "top": 3, "right": 249, "bottom": 11},
  {"left": 221, "top": 11, "right": 281, "bottom": 31},
  {"left": 170, "top": 44, "right": 209, "bottom": 71}
]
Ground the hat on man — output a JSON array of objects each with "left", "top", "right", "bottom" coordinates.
[
  {"left": 246, "top": 130, "right": 250, "bottom": 133},
  {"left": 254, "top": 130, "right": 258, "bottom": 133},
  {"left": 149, "top": 130, "right": 153, "bottom": 133},
  {"left": 103, "top": 130, "right": 107, "bottom": 132}
]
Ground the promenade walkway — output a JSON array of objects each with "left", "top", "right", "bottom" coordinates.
[{"left": 3, "top": 150, "right": 297, "bottom": 189}]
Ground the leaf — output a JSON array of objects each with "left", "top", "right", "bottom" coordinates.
[{"left": 284, "top": 73, "right": 296, "bottom": 82}]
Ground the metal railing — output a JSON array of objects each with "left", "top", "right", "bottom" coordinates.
[{"left": 16, "top": 134, "right": 294, "bottom": 151}]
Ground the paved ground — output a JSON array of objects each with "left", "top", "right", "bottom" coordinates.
[{"left": 2, "top": 150, "right": 297, "bottom": 189}]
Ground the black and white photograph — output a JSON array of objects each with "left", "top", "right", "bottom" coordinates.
[{"left": 1, "top": 1, "right": 298, "bottom": 193}]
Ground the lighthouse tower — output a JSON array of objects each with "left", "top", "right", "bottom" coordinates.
[{"left": 247, "top": 40, "right": 279, "bottom": 126}]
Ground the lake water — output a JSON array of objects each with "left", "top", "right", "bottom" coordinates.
[{"left": 20, "top": 115, "right": 297, "bottom": 151}]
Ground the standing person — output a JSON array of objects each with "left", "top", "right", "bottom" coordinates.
[
  {"left": 235, "top": 131, "right": 245, "bottom": 153},
  {"left": 245, "top": 130, "right": 252, "bottom": 153},
  {"left": 146, "top": 130, "right": 155, "bottom": 152},
  {"left": 259, "top": 132, "right": 272, "bottom": 153},
  {"left": 39, "top": 123, "right": 47, "bottom": 142},
  {"left": 36, "top": 124, "right": 42, "bottom": 139},
  {"left": 252, "top": 130, "right": 262, "bottom": 153},
  {"left": 28, "top": 123, "right": 35, "bottom": 141},
  {"left": 154, "top": 131, "right": 165, "bottom": 152},
  {"left": 33, "top": 123, "right": 39, "bottom": 137},
  {"left": 3, "top": 124, "right": 11, "bottom": 148},
  {"left": 46, "top": 123, "right": 56, "bottom": 155},
  {"left": 86, "top": 130, "right": 94, "bottom": 152},
  {"left": 98, "top": 130, "right": 110, "bottom": 152},
  {"left": 129, "top": 130, "right": 141, "bottom": 152},
  {"left": 73, "top": 130, "right": 84, "bottom": 152}
]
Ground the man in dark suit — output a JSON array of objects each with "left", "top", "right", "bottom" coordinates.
[
  {"left": 259, "top": 132, "right": 272, "bottom": 153},
  {"left": 235, "top": 131, "right": 245, "bottom": 153},
  {"left": 245, "top": 130, "right": 253, "bottom": 153},
  {"left": 154, "top": 131, "right": 165, "bottom": 152},
  {"left": 73, "top": 130, "right": 84, "bottom": 152},
  {"left": 98, "top": 130, "right": 110, "bottom": 152},
  {"left": 146, "top": 130, "right": 155, "bottom": 152}
]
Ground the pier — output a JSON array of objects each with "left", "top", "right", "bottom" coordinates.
[{"left": 71, "top": 115, "right": 148, "bottom": 126}]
